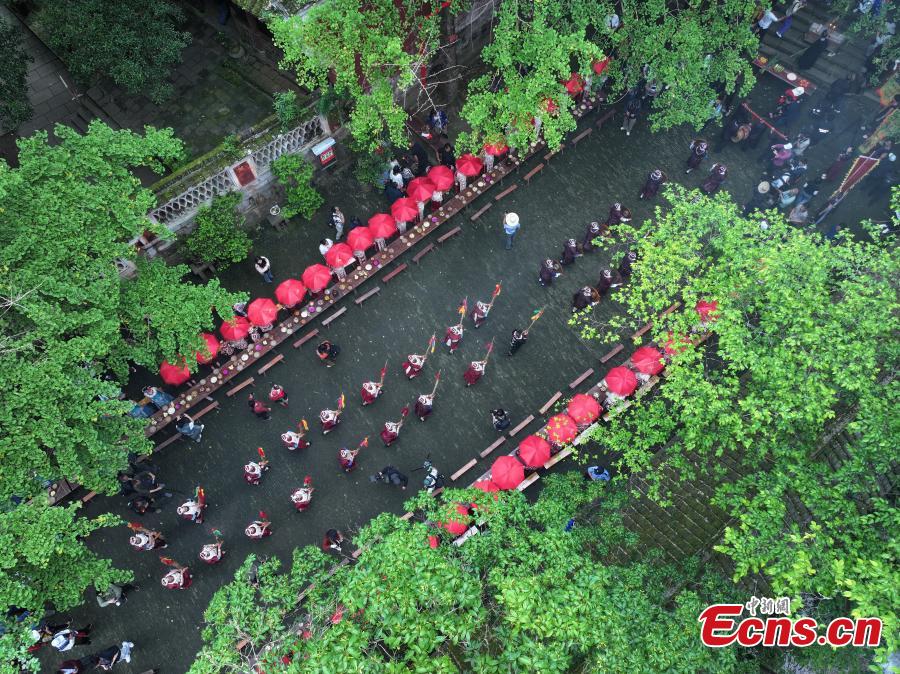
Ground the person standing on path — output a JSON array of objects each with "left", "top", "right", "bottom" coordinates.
[
  {"left": 581, "top": 221, "right": 604, "bottom": 252},
  {"left": 323, "top": 529, "right": 345, "bottom": 551},
  {"left": 247, "top": 394, "right": 272, "bottom": 420},
  {"left": 538, "top": 258, "right": 561, "bottom": 286},
  {"left": 243, "top": 452, "right": 270, "bottom": 485},
  {"left": 174, "top": 414, "right": 204, "bottom": 443},
  {"left": 559, "top": 238, "right": 579, "bottom": 266},
  {"left": 507, "top": 329, "right": 528, "bottom": 356},
  {"left": 176, "top": 487, "right": 206, "bottom": 524},
  {"left": 491, "top": 408, "right": 511, "bottom": 431},
  {"left": 685, "top": 139, "right": 708, "bottom": 173},
  {"left": 330, "top": 206, "right": 346, "bottom": 240},
  {"left": 51, "top": 625, "right": 92, "bottom": 652},
  {"left": 502, "top": 212, "right": 520, "bottom": 249},
  {"left": 316, "top": 340, "right": 340, "bottom": 367},
  {"left": 254, "top": 256, "right": 274, "bottom": 283},
  {"left": 639, "top": 169, "right": 667, "bottom": 200},
  {"left": 621, "top": 97, "right": 642, "bottom": 136}
]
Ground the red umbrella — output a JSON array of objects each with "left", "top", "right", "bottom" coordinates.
[
  {"left": 563, "top": 72, "right": 584, "bottom": 96},
  {"left": 346, "top": 226, "right": 374, "bottom": 253},
  {"left": 220, "top": 316, "right": 250, "bottom": 341},
  {"left": 247, "top": 298, "right": 279, "bottom": 326},
  {"left": 368, "top": 213, "right": 398, "bottom": 240},
  {"left": 632, "top": 346, "right": 664, "bottom": 375},
  {"left": 483, "top": 142, "right": 509, "bottom": 156},
  {"left": 605, "top": 366, "right": 638, "bottom": 397},
  {"left": 195, "top": 333, "right": 220, "bottom": 364},
  {"left": 517, "top": 435, "right": 551, "bottom": 467},
  {"left": 438, "top": 503, "right": 471, "bottom": 536},
  {"left": 663, "top": 331, "right": 691, "bottom": 356},
  {"left": 302, "top": 264, "right": 333, "bottom": 293},
  {"left": 159, "top": 359, "right": 190, "bottom": 386},
  {"left": 456, "top": 153, "right": 484, "bottom": 177},
  {"left": 275, "top": 279, "right": 306, "bottom": 308},
  {"left": 696, "top": 300, "right": 719, "bottom": 322},
  {"left": 426, "top": 165, "right": 454, "bottom": 191},
  {"left": 390, "top": 197, "right": 418, "bottom": 223},
  {"left": 473, "top": 479, "right": 500, "bottom": 494},
  {"left": 324, "top": 242, "right": 354, "bottom": 268},
  {"left": 567, "top": 393, "right": 601, "bottom": 425},
  {"left": 406, "top": 177, "right": 435, "bottom": 203},
  {"left": 491, "top": 455, "right": 525, "bottom": 490},
  {"left": 545, "top": 414, "right": 578, "bottom": 445},
  {"left": 592, "top": 57, "right": 610, "bottom": 75}
]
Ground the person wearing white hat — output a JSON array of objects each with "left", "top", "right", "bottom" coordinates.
[{"left": 502, "top": 212, "right": 520, "bottom": 249}]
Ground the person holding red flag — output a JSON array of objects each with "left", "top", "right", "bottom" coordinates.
[
  {"left": 415, "top": 371, "right": 441, "bottom": 421},
  {"left": 159, "top": 557, "right": 192, "bottom": 590},
  {"left": 291, "top": 476, "right": 315, "bottom": 511},
  {"left": 338, "top": 437, "right": 367, "bottom": 472},
  {"left": 444, "top": 299, "right": 467, "bottom": 353},
  {"left": 243, "top": 448, "right": 270, "bottom": 485},
  {"left": 319, "top": 395, "right": 345, "bottom": 434},
  {"left": 360, "top": 362, "right": 387, "bottom": 406},
  {"left": 380, "top": 407, "right": 410, "bottom": 446},
  {"left": 470, "top": 283, "right": 501, "bottom": 328},
  {"left": 127, "top": 523, "right": 167, "bottom": 551},
  {"left": 176, "top": 487, "right": 206, "bottom": 524},
  {"left": 464, "top": 340, "right": 494, "bottom": 387},
  {"left": 245, "top": 512, "right": 272, "bottom": 539},
  {"left": 282, "top": 420, "right": 311, "bottom": 451},
  {"left": 402, "top": 334, "right": 435, "bottom": 378}
]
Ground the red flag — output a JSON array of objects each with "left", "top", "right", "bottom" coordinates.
[
  {"left": 457, "top": 298, "right": 468, "bottom": 317},
  {"left": 258, "top": 511, "right": 268, "bottom": 521},
  {"left": 338, "top": 394, "right": 346, "bottom": 411},
  {"left": 428, "top": 333, "right": 436, "bottom": 354},
  {"left": 492, "top": 283, "right": 502, "bottom": 299},
  {"left": 401, "top": 406, "right": 410, "bottom": 418},
  {"left": 127, "top": 522, "right": 143, "bottom": 532},
  {"left": 434, "top": 371, "right": 441, "bottom": 383},
  {"left": 486, "top": 340, "right": 494, "bottom": 356},
  {"left": 300, "top": 418, "right": 309, "bottom": 432},
  {"left": 196, "top": 486, "right": 205, "bottom": 506},
  {"left": 257, "top": 447, "right": 266, "bottom": 461},
  {"left": 359, "top": 436, "right": 370, "bottom": 448},
  {"left": 159, "top": 556, "right": 178, "bottom": 567},
  {"left": 379, "top": 361, "right": 388, "bottom": 384}
]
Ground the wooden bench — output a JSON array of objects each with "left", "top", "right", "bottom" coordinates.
[
  {"left": 400, "top": 511, "right": 414, "bottom": 521},
  {"left": 570, "top": 127, "right": 592, "bottom": 147},
  {"left": 382, "top": 263, "right": 408, "bottom": 283},
  {"left": 569, "top": 368, "right": 594, "bottom": 389},
  {"left": 516, "top": 472, "right": 541, "bottom": 491},
  {"left": 354, "top": 286, "right": 381, "bottom": 305},
  {"left": 80, "top": 491, "right": 98, "bottom": 503},
  {"left": 236, "top": 639, "right": 250, "bottom": 652},
  {"left": 538, "top": 391, "right": 562, "bottom": 415},
  {"left": 225, "top": 377, "right": 255, "bottom": 397},
  {"left": 412, "top": 243, "right": 435, "bottom": 264},
  {"left": 631, "top": 322, "right": 653, "bottom": 339},
  {"left": 543, "top": 446, "right": 573, "bottom": 470},
  {"left": 508, "top": 414, "right": 534, "bottom": 438},
  {"left": 543, "top": 147, "right": 562, "bottom": 162},
  {"left": 595, "top": 108, "right": 616, "bottom": 129},
  {"left": 600, "top": 343, "right": 624, "bottom": 363},
  {"left": 660, "top": 302, "right": 681, "bottom": 317},
  {"left": 192, "top": 401, "right": 220, "bottom": 421},
  {"left": 635, "top": 375, "right": 660, "bottom": 398},
  {"left": 470, "top": 202, "right": 493, "bottom": 222},
  {"left": 452, "top": 525, "right": 480, "bottom": 546},
  {"left": 480, "top": 437, "right": 506, "bottom": 458},
  {"left": 494, "top": 183, "right": 518, "bottom": 201},
  {"left": 603, "top": 399, "right": 632, "bottom": 421},
  {"left": 153, "top": 432, "right": 183, "bottom": 452},
  {"left": 437, "top": 226, "right": 462, "bottom": 244},
  {"left": 523, "top": 163, "right": 544, "bottom": 185},
  {"left": 293, "top": 329, "right": 319, "bottom": 348},
  {"left": 257, "top": 353, "right": 284, "bottom": 375},
  {"left": 450, "top": 458, "right": 478, "bottom": 482},
  {"left": 321, "top": 306, "right": 347, "bottom": 326}
]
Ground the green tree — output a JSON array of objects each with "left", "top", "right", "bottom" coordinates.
[
  {"left": 457, "top": 0, "right": 604, "bottom": 154},
  {"left": 580, "top": 185, "right": 899, "bottom": 667},
  {"left": 271, "top": 0, "right": 447, "bottom": 153},
  {"left": 271, "top": 153, "right": 324, "bottom": 220},
  {"left": 182, "top": 193, "right": 252, "bottom": 270},
  {"left": 0, "top": 500, "right": 131, "bottom": 673},
  {"left": 608, "top": 0, "right": 758, "bottom": 131},
  {"left": 33, "top": 0, "right": 191, "bottom": 103},
  {"left": 0, "top": 15, "right": 32, "bottom": 130}
]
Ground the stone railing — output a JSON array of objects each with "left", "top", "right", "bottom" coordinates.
[{"left": 148, "top": 115, "right": 326, "bottom": 232}]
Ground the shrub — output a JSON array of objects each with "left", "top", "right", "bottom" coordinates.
[
  {"left": 183, "top": 193, "right": 251, "bottom": 269},
  {"left": 273, "top": 90, "right": 299, "bottom": 130},
  {"left": 271, "top": 153, "right": 323, "bottom": 220}
]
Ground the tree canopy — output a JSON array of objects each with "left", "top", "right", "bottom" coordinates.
[
  {"left": 0, "top": 15, "right": 32, "bottom": 131},
  {"left": 578, "top": 185, "right": 899, "bottom": 667},
  {"left": 191, "top": 475, "right": 746, "bottom": 673}
]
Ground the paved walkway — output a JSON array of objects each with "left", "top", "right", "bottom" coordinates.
[{"left": 37, "top": 75, "right": 886, "bottom": 673}]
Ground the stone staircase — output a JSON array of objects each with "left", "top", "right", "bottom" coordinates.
[{"left": 757, "top": 1, "right": 871, "bottom": 93}]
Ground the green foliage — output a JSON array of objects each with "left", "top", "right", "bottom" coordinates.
[
  {"left": 610, "top": 0, "right": 759, "bottom": 131},
  {"left": 583, "top": 185, "right": 899, "bottom": 668},
  {"left": 0, "top": 15, "right": 32, "bottom": 130},
  {"left": 273, "top": 90, "right": 300, "bottom": 130},
  {"left": 352, "top": 149, "right": 389, "bottom": 189},
  {"left": 0, "top": 500, "right": 132, "bottom": 672},
  {"left": 271, "top": 152, "right": 323, "bottom": 220},
  {"left": 33, "top": 0, "right": 191, "bottom": 104},
  {"left": 271, "top": 0, "right": 445, "bottom": 153},
  {"left": 220, "top": 133, "right": 242, "bottom": 161},
  {"left": 183, "top": 193, "right": 251, "bottom": 269},
  {"left": 192, "top": 474, "right": 744, "bottom": 673},
  {"left": 457, "top": 0, "right": 604, "bottom": 154}
]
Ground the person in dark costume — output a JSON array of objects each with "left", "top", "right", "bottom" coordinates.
[
  {"left": 507, "top": 329, "right": 528, "bottom": 356},
  {"left": 491, "top": 408, "right": 511, "bottom": 431},
  {"left": 538, "top": 258, "right": 561, "bottom": 286},
  {"left": 639, "top": 169, "right": 666, "bottom": 199},
  {"left": 822, "top": 147, "right": 854, "bottom": 182},
  {"left": 559, "top": 238, "right": 579, "bottom": 266},
  {"left": 618, "top": 251, "right": 637, "bottom": 280},
  {"left": 700, "top": 162, "right": 728, "bottom": 194},
  {"left": 572, "top": 286, "right": 600, "bottom": 312},
  {"left": 581, "top": 221, "right": 604, "bottom": 252},
  {"left": 685, "top": 139, "right": 708, "bottom": 173},
  {"left": 370, "top": 466, "right": 408, "bottom": 489},
  {"left": 606, "top": 202, "right": 632, "bottom": 227},
  {"left": 798, "top": 32, "right": 828, "bottom": 71},
  {"left": 414, "top": 393, "right": 434, "bottom": 421}
]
